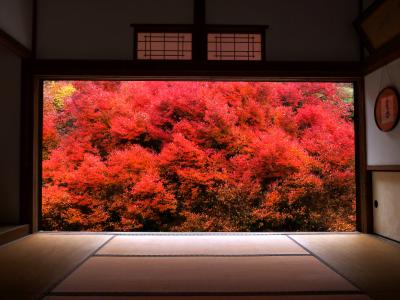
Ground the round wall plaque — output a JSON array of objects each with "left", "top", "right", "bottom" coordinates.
[{"left": 374, "top": 87, "right": 400, "bottom": 132}]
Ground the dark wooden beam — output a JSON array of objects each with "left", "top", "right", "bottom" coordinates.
[
  {"left": 27, "top": 60, "right": 363, "bottom": 80},
  {"left": 194, "top": 0, "right": 206, "bottom": 26},
  {"left": 0, "top": 225, "right": 30, "bottom": 246},
  {"left": 0, "top": 29, "right": 31, "bottom": 59},
  {"left": 20, "top": 61, "right": 34, "bottom": 232},
  {"left": 358, "top": 0, "right": 365, "bottom": 62},
  {"left": 193, "top": 0, "right": 206, "bottom": 62},
  {"left": 364, "top": 35, "right": 400, "bottom": 75},
  {"left": 354, "top": 78, "right": 373, "bottom": 233},
  {"left": 32, "top": 0, "right": 38, "bottom": 58},
  {"left": 367, "top": 165, "right": 400, "bottom": 172}
]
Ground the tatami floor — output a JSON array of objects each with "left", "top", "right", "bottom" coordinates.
[{"left": 0, "top": 233, "right": 399, "bottom": 300}]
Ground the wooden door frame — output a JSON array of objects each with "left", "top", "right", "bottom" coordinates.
[{"left": 20, "top": 60, "right": 370, "bottom": 233}]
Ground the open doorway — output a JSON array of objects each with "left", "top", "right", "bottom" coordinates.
[{"left": 41, "top": 81, "right": 355, "bottom": 232}]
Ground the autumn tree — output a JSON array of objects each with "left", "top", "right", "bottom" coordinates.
[{"left": 42, "top": 81, "right": 355, "bottom": 232}]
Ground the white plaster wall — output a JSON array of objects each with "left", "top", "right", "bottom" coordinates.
[
  {"left": 0, "top": 0, "right": 33, "bottom": 48},
  {"left": 365, "top": 58, "right": 400, "bottom": 166},
  {"left": 0, "top": 45, "right": 21, "bottom": 224},
  {"left": 37, "top": 0, "right": 360, "bottom": 61},
  {"left": 365, "top": 58, "right": 400, "bottom": 241},
  {"left": 372, "top": 172, "right": 400, "bottom": 242}
]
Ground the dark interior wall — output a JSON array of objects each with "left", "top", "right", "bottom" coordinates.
[
  {"left": 37, "top": 0, "right": 193, "bottom": 60},
  {"left": 207, "top": 0, "right": 360, "bottom": 61},
  {"left": 0, "top": 45, "right": 21, "bottom": 224},
  {"left": 36, "top": 0, "right": 361, "bottom": 61},
  {"left": 362, "top": 0, "right": 375, "bottom": 11},
  {"left": 0, "top": 0, "right": 32, "bottom": 224},
  {"left": 0, "top": 0, "right": 33, "bottom": 49}
]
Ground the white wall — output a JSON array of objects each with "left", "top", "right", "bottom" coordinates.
[
  {"left": 37, "top": 0, "right": 360, "bottom": 61},
  {"left": 365, "top": 58, "right": 400, "bottom": 166},
  {"left": 0, "top": 45, "right": 21, "bottom": 224},
  {"left": 373, "top": 172, "right": 400, "bottom": 242},
  {"left": 365, "top": 58, "right": 400, "bottom": 241},
  {"left": 0, "top": 0, "right": 33, "bottom": 48}
]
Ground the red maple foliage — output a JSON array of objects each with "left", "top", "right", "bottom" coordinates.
[{"left": 42, "top": 81, "right": 355, "bottom": 231}]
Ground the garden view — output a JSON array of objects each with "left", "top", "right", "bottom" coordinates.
[{"left": 42, "top": 81, "right": 355, "bottom": 232}]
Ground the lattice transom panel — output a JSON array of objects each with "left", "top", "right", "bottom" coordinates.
[
  {"left": 137, "top": 32, "right": 192, "bottom": 60},
  {"left": 207, "top": 33, "right": 262, "bottom": 61}
]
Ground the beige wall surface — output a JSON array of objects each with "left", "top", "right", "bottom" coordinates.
[
  {"left": 0, "top": 45, "right": 21, "bottom": 224},
  {"left": 37, "top": 0, "right": 360, "bottom": 61},
  {"left": 365, "top": 58, "right": 400, "bottom": 241},
  {"left": 372, "top": 172, "right": 400, "bottom": 242}
]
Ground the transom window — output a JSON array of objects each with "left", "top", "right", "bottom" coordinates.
[
  {"left": 207, "top": 33, "right": 262, "bottom": 61},
  {"left": 136, "top": 32, "right": 192, "bottom": 60},
  {"left": 132, "top": 25, "right": 267, "bottom": 62}
]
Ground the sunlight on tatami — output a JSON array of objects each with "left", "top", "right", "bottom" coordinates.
[{"left": 0, "top": 233, "right": 399, "bottom": 300}]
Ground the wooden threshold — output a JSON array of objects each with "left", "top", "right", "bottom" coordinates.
[{"left": 0, "top": 225, "right": 30, "bottom": 246}]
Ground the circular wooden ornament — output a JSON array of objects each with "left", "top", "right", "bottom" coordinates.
[{"left": 374, "top": 87, "right": 400, "bottom": 132}]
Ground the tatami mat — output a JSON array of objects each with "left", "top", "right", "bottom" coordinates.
[
  {"left": 96, "top": 235, "right": 308, "bottom": 256},
  {"left": 54, "top": 256, "right": 357, "bottom": 294},
  {"left": 44, "top": 295, "right": 371, "bottom": 300},
  {"left": 3, "top": 233, "right": 398, "bottom": 299},
  {"left": 0, "top": 233, "right": 111, "bottom": 299},
  {"left": 290, "top": 234, "right": 400, "bottom": 293}
]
